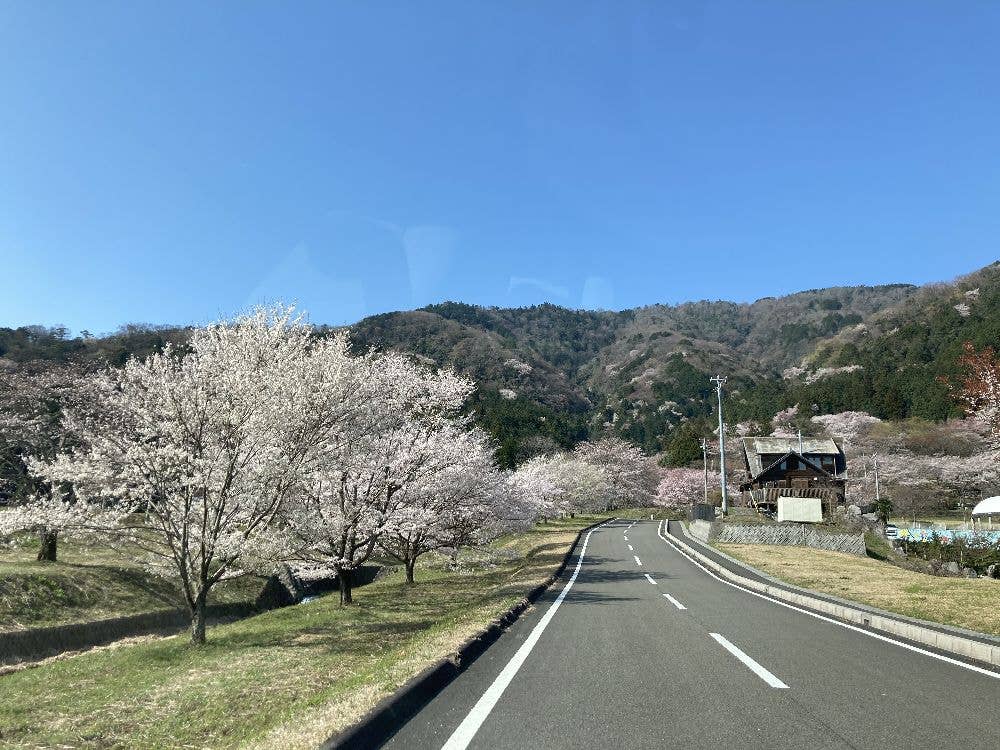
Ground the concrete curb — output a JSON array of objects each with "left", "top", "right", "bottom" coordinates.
[
  {"left": 663, "top": 521, "right": 1000, "bottom": 669},
  {"left": 319, "top": 517, "right": 611, "bottom": 750}
]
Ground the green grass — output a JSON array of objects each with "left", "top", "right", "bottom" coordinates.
[
  {"left": 0, "top": 515, "right": 604, "bottom": 750},
  {"left": 0, "top": 535, "right": 264, "bottom": 631}
]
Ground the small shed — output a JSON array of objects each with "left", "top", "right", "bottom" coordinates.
[{"left": 777, "top": 496, "right": 824, "bottom": 523}]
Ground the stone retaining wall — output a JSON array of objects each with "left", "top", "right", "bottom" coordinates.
[{"left": 688, "top": 520, "right": 866, "bottom": 556}]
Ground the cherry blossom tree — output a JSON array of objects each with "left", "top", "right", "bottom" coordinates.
[
  {"left": 509, "top": 438, "right": 654, "bottom": 517},
  {"left": 0, "top": 362, "right": 91, "bottom": 561},
  {"left": 27, "top": 307, "right": 325, "bottom": 644},
  {"left": 655, "top": 468, "right": 704, "bottom": 508},
  {"left": 378, "top": 426, "right": 505, "bottom": 583},
  {"left": 282, "top": 350, "right": 477, "bottom": 602},
  {"left": 573, "top": 437, "right": 656, "bottom": 510},
  {"left": 508, "top": 454, "right": 567, "bottom": 520},
  {"left": 770, "top": 405, "right": 800, "bottom": 438},
  {"left": 554, "top": 457, "right": 608, "bottom": 514},
  {"left": 810, "top": 411, "right": 882, "bottom": 443}
]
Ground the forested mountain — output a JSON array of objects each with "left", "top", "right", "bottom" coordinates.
[
  {"left": 783, "top": 262, "right": 1000, "bottom": 423},
  {"left": 3, "top": 262, "right": 998, "bottom": 467},
  {"left": 342, "top": 282, "right": 927, "bottom": 462}
]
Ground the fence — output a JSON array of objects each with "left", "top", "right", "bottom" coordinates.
[
  {"left": 688, "top": 520, "right": 866, "bottom": 556},
  {"left": 894, "top": 528, "right": 1000, "bottom": 544},
  {"left": 742, "top": 487, "right": 842, "bottom": 515}
]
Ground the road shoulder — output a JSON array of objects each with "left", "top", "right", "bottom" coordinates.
[{"left": 664, "top": 520, "right": 1000, "bottom": 670}]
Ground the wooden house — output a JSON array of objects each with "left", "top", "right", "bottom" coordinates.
[{"left": 738, "top": 436, "right": 846, "bottom": 513}]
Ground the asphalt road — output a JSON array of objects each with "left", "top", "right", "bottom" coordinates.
[{"left": 381, "top": 519, "right": 1000, "bottom": 750}]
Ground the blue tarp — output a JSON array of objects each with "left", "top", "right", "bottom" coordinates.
[{"left": 895, "top": 528, "right": 1000, "bottom": 543}]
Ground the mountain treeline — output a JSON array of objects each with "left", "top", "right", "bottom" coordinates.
[{"left": 3, "top": 262, "right": 999, "bottom": 475}]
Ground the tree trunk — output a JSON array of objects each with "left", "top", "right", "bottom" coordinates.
[
  {"left": 405, "top": 558, "right": 415, "bottom": 584},
  {"left": 190, "top": 589, "right": 207, "bottom": 645},
  {"left": 36, "top": 528, "right": 58, "bottom": 562},
  {"left": 338, "top": 568, "right": 354, "bottom": 605}
]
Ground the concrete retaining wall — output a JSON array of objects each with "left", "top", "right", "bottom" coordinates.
[
  {"left": 2, "top": 564, "right": 387, "bottom": 666},
  {"left": 0, "top": 602, "right": 255, "bottom": 665},
  {"left": 688, "top": 519, "right": 715, "bottom": 543}
]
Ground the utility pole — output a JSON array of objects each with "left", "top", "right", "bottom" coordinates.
[
  {"left": 873, "top": 452, "right": 880, "bottom": 504},
  {"left": 699, "top": 438, "right": 709, "bottom": 503},
  {"left": 711, "top": 375, "right": 729, "bottom": 515}
]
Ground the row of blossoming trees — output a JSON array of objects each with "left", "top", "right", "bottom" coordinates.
[{"left": 0, "top": 307, "right": 662, "bottom": 644}]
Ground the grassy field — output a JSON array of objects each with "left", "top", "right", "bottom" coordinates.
[
  {"left": 716, "top": 543, "right": 1000, "bottom": 636},
  {"left": 0, "top": 515, "right": 602, "bottom": 749},
  {"left": 0, "top": 535, "right": 263, "bottom": 631}
]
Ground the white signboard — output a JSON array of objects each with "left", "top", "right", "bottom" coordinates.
[{"left": 777, "top": 496, "right": 823, "bottom": 523}]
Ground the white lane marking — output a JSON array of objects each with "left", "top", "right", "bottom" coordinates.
[
  {"left": 710, "top": 633, "right": 789, "bottom": 689},
  {"left": 624, "top": 536, "right": 629, "bottom": 542},
  {"left": 655, "top": 522, "right": 1000, "bottom": 681},
  {"left": 439, "top": 521, "right": 611, "bottom": 750},
  {"left": 627, "top": 544, "right": 634, "bottom": 551},
  {"left": 662, "top": 593, "right": 687, "bottom": 610},
  {"left": 633, "top": 555, "right": 642, "bottom": 566},
  {"left": 644, "top": 573, "right": 657, "bottom": 585}
]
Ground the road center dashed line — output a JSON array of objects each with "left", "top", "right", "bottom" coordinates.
[
  {"left": 644, "top": 573, "right": 657, "bottom": 585},
  {"left": 627, "top": 544, "right": 634, "bottom": 551},
  {"left": 633, "top": 555, "right": 642, "bottom": 566},
  {"left": 710, "top": 633, "right": 789, "bottom": 689},
  {"left": 662, "top": 593, "right": 686, "bottom": 610}
]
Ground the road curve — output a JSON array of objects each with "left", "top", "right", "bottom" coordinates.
[{"left": 381, "top": 519, "right": 1000, "bottom": 750}]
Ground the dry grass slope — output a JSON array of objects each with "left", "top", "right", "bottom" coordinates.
[
  {"left": 0, "top": 537, "right": 261, "bottom": 631},
  {"left": 717, "top": 543, "right": 1000, "bottom": 637}
]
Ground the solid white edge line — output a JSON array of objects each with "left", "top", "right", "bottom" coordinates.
[
  {"left": 662, "top": 593, "right": 687, "bottom": 610},
  {"left": 710, "top": 633, "right": 789, "bottom": 689},
  {"left": 644, "top": 573, "right": 657, "bottom": 584},
  {"left": 655, "top": 521, "right": 1000, "bottom": 681},
  {"left": 633, "top": 555, "right": 642, "bottom": 566},
  {"left": 439, "top": 520, "right": 611, "bottom": 750}
]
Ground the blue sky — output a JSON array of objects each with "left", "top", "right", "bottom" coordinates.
[{"left": 2, "top": 2, "right": 999, "bottom": 334}]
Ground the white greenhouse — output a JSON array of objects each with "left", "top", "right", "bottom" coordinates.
[{"left": 971, "top": 496, "right": 1000, "bottom": 528}]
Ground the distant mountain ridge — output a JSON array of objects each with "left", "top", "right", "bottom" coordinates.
[
  {"left": 345, "top": 281, "right": 925, "bottom": 462},
  {"left": 4, "top": 262, "right": 999, "bottom": 466}
]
